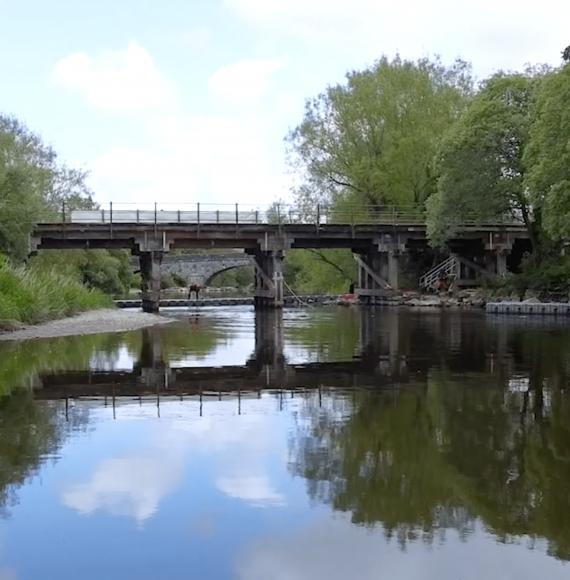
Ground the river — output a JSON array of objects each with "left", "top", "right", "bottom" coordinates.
[{"left": 0, "top": 306, "right": 569, "bottom": 579}]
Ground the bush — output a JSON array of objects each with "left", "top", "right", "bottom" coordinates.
[
  {"left": 171, "top": 273, "right": 187, "bottom": 287},
  {"left": 505, "top": 255, "right": 570, "bottom": 299},
  {"left": 30, "top": 249, "right": 134, "bottom": 296},
  {"left": 0, "top": 254, "right": 111, "bottom": 324},
  {"left": 160, "top": 274, "right": 175, "bottom": 289}
]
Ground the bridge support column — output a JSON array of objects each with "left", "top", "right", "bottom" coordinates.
[
  {"left": 253, "top": 251, "right": 284, "bottom": 309},
  {"left": 387, "top": 251, "right": 400, "bottom": 290},
  {"left": 139, "top": 251, "right": 163, "bottom": 313},
  {"left": 254, "top": 310, "right": 284, "bottom": 363},
  {"left": 496, "top": 250, "right": 508, "bottom": 277},
  {"left": 355, "top": 250, "right": 394, "bottom": 305},
  {"left": 135, "top": 327, "right": 170, "bottom": 388}
]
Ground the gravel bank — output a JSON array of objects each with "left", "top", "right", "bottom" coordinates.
[{"left": 0, "top": 309, "right": 174, "bottom": 341}]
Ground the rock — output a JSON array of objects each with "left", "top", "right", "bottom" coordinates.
[{"left": 406, "top": 297, "right": 443, "bottom": 307}]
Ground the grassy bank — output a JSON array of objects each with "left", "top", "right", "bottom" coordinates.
[{"left": 0, "top": 255, "right": 112, "bottom": 326}]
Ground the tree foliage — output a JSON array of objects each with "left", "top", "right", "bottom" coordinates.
[
  {"left": 523, "top": 63, "right": 570, "bottom": 240},
  {"left": 0, "top": 114, "right": 136, "bottom": 296},
  {"left": 285, "top": 249, "right": 356, "bottom": 294},
  {"left": 0, "top": 114, "right": 93, "bottom": 261},
  {"left": 426, "top": 72, "right": 544, "bottom": 248},
  {"left": 287, "top": 56, "right": 473, "bottom": 210}
]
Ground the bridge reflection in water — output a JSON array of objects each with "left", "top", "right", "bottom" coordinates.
[{"left": 30, "top": 309, "right": 539, "bottom": 414}]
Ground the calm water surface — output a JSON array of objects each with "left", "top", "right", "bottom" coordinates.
[{"left": 0, "top": 306, "right": 569, "bottom": 579}]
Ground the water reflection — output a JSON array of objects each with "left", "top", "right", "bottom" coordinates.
[{"left": 0, "top": 307, "right": 569, "bottom": 579}]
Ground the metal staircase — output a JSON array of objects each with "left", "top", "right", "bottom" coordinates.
[{"left": 419, "top": 256, "right": 458, "bottom": 291}]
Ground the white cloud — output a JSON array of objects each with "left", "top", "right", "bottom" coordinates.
[
  {"left": 53, "top": 41, "right": 176, "bottom": 112},
  {"left": 61, "top": 454, "right": 184, "bottom": 525},
  {"left": 208, "top": 58, "right": 284, "bottom": 105},
  {"left": 52, "top": 43, "right": 292, "bottom": 206},
  {"left": 216, "top": 474, "right": 285, "bottom": 507},
  {"left": 225, "top": 0, "right": 385, "bottom": 36},
  {"left": 89, "top": 113, "right": 290, "bottom": 204},
  {"left": 226, "top": 0, "right": 570, "bottom": 76},
  {"left": 236, "top": 515, "right": 570, "bottom": 580},
  {"left": 61, "top": 402, "right": 286, "bottom": 523},
  {"left": 178, "top": 27, "right": 212, "bottom": 52}
]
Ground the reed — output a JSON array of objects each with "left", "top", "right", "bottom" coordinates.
[{"left": 0, "top": 255, "right": 111, "bottom": 325}]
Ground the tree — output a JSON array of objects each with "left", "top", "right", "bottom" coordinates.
[
  {"left": 524, "top": 63, "right": 570, "bottom": 240},
  {"left": 285, "top": 249, "right": 355, "bottom": 294},
  {"left": 0, "top": 114, "right": 93, "bottom": 261},
  {"left": 287, "top": 56, "right": 473, "bottom": 211},
  {"left": 426, "top": 72, "right": 544, "bottom": 251}
]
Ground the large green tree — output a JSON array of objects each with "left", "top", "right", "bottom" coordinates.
[
  {"left": 426, "top": 72, "right": 545, "bottom": 250},
  {"left": 287, "top": 55, "right": 473, "bottom": 211},
  {"left": 524, "top": 63, "right": 570, "bottom": 240}
]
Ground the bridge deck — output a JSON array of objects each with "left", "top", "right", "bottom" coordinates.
[{"left": 33, "top": 221, "right": 529, "bottom": 251}]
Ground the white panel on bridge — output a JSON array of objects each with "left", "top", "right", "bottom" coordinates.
[{"left": 70, "top": 210, "right": 262, "bottom": 224}]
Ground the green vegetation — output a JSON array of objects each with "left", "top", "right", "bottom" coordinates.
[
  {"left": 285, "top": 249, "right": 356, "bottom": 294},
  {"left": 0, "top": 254, "right": 111, "bottom": 325},
  {"left": 0, "top": 115, "right": 92, "bottom": 261},
  {"left": 286, "top": 51, "right": 570, "bottom": 294},
  {"left": 287, "top": 55, "right": 473, "bottom": 208},
  {"left": 427, "top": 71, "right": 542, "bottom": 248},
  {"left": 291, "top": 372, "right": 570, "bottom": 558},
  {"left": 0, "top": 114, "right": 136, "bottom": 323},
  {"left": 32, "top": 249, "right": 135, "bottom": 296},
  {"left": 209, "top": 266, "right": 254, "bottom": 290}
]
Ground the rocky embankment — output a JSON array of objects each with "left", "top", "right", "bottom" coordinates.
[{"left": 400, "top": 290, "right": 488, "bottom": 309}]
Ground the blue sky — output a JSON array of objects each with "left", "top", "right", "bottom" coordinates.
[{"left": 1, "top": 0, "right": 568, "bottom": 206}]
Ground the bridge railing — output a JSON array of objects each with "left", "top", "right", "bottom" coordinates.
[{"left": 37, "top": 202, "right": 524, "bottom": 227}]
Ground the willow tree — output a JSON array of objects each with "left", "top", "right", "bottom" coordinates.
[{"left": 287, "top": 55, "right": 473, "bottom": 211}]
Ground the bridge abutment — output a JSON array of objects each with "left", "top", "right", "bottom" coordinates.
[{"left": 139, "top": 251, "right": 164, "bottom": 313}]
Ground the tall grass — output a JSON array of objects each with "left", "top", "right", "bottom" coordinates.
[{"left": 0, "top": 255, "right": 111, "bottom": 325}]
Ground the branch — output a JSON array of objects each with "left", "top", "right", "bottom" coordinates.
[
  {"left": 307, "top": 249, "right": 353, "bottom": 280},
  {"left": 328, "top": 175, "right": 363, "bottom": 193}
]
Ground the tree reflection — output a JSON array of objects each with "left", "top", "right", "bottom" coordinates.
[
  {"left": 289, "top": 323, "right": 570, "bottom": 559},
  {"left": 0, "top": 391, "right": 88, "bottom": 516}
]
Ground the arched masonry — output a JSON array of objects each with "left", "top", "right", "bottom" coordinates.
[{"left": 133, "top": 253, "right": 254, "bottom": 286}]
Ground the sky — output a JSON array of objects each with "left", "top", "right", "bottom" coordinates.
[{"left": 1, "top": 0, "right": 568, "bottom": 208}]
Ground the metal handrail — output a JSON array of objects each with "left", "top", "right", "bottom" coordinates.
[
  {"left": 419, "top": 256, "right": 458, "bottom": 290},
  {"left": 37, "top": 201, "right": 525, "bottom": 228}
]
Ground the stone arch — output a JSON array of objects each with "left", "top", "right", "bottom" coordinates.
[
  {"left": 157, "top": 253, "right": 254, "bottom": 286},
  {"left": 205, "top": 263, "right": 254, "bottom": 286}
]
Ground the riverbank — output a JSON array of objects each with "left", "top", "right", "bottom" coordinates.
[{"left": 0, "top": 308, "right": 173, "bottom": 341}]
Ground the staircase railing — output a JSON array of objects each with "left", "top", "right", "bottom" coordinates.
[{"left": 419, "top": 256, "right": 458, "bottom": 291}]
